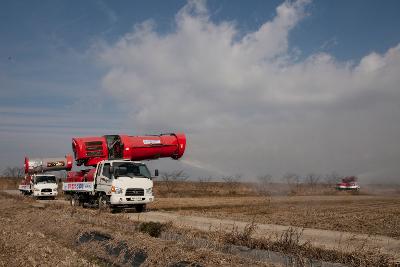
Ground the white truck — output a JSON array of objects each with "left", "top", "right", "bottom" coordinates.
[
  {"left": 63, "top": 159, "right": 156, "bottom": 212},
  {"left": 19, "top": 155, "right": 73, "bottom": 199},
  {"left": 18, "top": 174, "right": 59, "bottom": 199}
]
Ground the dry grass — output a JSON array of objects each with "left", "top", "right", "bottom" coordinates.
[
  {"left": 0, "top": 177, "right": 20, "bottom": 190},
  {"left": 154, "top": 180, "right": 358, "bottom": 197},
  {"left": 1, "top": 190, "right": 397, "bottom": 266},
  {"left": 157, "top": 220, "right": 395, "bottom": 267},
  {"left": 153, "top": 180, "right": 257, "bottom": 197},
  {"left": 216, "top": 224, "right": 395, "bottom": 267},
  {"left": 0, "top": 191, "right": 271, "bottom": 266},
  {"left": 154, "top": 180, "right": 400, "bottom": 197},
  {"left": 3, "top": 178, "right": 400, "bottom": 238}
]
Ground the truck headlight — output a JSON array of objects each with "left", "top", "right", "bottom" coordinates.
[
  {"left": 145, "top": 188, "right": 152, "bottom": 195},
  {"left": 111, "top": 186, "right": 123, "bottom": 194}
]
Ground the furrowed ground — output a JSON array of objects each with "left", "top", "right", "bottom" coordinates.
[
  {"left": 150, "top": 195, "right": 400, "bottom": 239},
  {"left": 149, "top": 181, "right": 400, "bottom": 239}
]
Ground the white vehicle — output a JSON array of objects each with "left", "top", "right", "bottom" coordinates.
[
  {"left": 19, "top": 155, "right": 72, "bottom": 199},
  {"left": 19, "top": 174, "right": 59, "bottom": 199},
  {"left": 63, "top": 160, "right": 156, "bottom": 212},
  {"left": 18, "top": 183, "right": 32, "bottom": 195}
]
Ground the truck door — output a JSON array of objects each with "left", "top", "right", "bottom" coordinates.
[
  {"left": 95, "top": 163, "right": 102, "bottom": 184},
  {"left": 97, "top": 163, "right": 112, "bottom": 194}
]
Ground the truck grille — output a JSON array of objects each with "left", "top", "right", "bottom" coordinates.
[
  {"left": 41, "top": 188, "right": 52, "bottom": 193},
  {"left": 125, "top": 188, "right": 144, "bottom": 196}
]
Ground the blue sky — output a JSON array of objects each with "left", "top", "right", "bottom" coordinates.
[
  {"left": 1, "top": 0, "right": 399, "bottom": 111},
  {"left": 2, "top": 0, "right": 400, "bottom": 59},
  {"left": 1, "top": 0, "right": 400, "bottom": 182}
]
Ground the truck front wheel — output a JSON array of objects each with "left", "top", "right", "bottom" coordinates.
[
  {"left": 98, "top": 195, "right": 110, "bottom": 212},
  {"left": 135, "top": 204, "right": 146, "bottom": 213},
  {"left": 70, "top": 194, "right": 80, "bottom": 207}
]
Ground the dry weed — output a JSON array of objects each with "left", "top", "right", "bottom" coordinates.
[
  {"left": 0, "top": 192, "right": 269, "bottom": 266},
  {"left": 203, "top": 221, "right": 395, "bottom": 267}
]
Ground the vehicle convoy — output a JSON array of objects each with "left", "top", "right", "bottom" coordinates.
[
  {"left": 63, "top": 133, "right": 186, "bottom": 212},
  {"left": 336, "top": 176, "right": 360, "bottom": 191},
  {"left": 18, "top": 155, "right": 73, "bottom": 199}
]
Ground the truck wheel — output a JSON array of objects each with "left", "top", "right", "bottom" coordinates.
[
  {"left": 70, "top": 195, "right": 80, "bottom": 207},
  {"left": 110, "top": 207, "right": 120, "bottom": 213},
  {"left": 135, "top": 204, "right": 146, "bottom": 213},
  {"left": 98, "top": 195, "right": 109, "bottom": 212}
]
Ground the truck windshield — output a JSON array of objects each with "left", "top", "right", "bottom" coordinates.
[
  {"left": 35, "top": 176, "right": 56, "bottom": 184},
  {"left": 112, "top": 162, "right": 151, "bottom": 179}
]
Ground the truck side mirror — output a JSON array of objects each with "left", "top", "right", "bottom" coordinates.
[{"left": 154, "top": 169, "right": 159, "bottom": 177}]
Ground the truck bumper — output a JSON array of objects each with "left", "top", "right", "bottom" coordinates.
[
  {"left": 33, "top": 192, "right": 58, "bottom": 197},
  {"left": 109, "top": 195, "right": 154, "bottom": 206}
]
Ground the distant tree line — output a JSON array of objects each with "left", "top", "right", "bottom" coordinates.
[
  {"left": 160, "top": 169, "right": 345, "bottom": 188},
  {"left": 0, "top": 166, "right": 70, "bottom": 181},
  {"left": 1, "top": 166, "right": 24, "bottom": 178}
]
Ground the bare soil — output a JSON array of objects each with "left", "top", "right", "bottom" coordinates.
[
  {"left": 149, "top": 195, "right": 400, "bottom": 239},
  {"left": 129, "top": 210, "right": 400, "bottom": 255},
  {"left": 0, "top": 192, "right": 272, "bottom": 267},
  {"left": 2, "top": 178, "right": 400, "bottom": 266}
]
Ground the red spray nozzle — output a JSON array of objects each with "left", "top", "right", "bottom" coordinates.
[{"left": 72, "top": 133, "right": 186, "bottom": 166}]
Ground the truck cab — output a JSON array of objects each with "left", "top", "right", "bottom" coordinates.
[
  {"left": 95, "top": 160, "right": 154, "bottom": 209},
  {"left": 31, "top": 174, "right": 58, "bottom": 199},
  {"left": 63, "top": 160, "right": 155, "bottom": 212}
]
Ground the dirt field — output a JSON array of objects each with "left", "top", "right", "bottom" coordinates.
[
  {"left": 2, "top": 191, "right": 398, "bottom": 266},
  {"left": 0, "top": 192, "right": 272, "bottom": 267},
  {"left": 1, "top": 179, "right": 399, "bottom": 266},
  {"left": 3, "top": 178, "right": 400, "bottom": 238},
  {"left": 149, "top": 194, "right": 400, "bottom": 239}
]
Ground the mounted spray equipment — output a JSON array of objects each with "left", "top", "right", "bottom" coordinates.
[
  {"left": 19, "top": 155, "right": 73, "bottom": 197},
  {"left": 24, "top": 155, "right": 73, "bottom": 174},
  {"left": 72, "top": 133, "right": 186, "bottom": 167}
]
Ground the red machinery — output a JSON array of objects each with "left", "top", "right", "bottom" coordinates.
[
  {"left": 66, "top": 133, "right": 186, "bottom": 182},
  {"left": 19, "top": 155, "right": 73, "bottom": 193},
  {"left": 72, "top": 133, "right": 186, "bottom": 167},
  {"left": 24, "top": 155, "right": 73, "bottom": 174},
  {"left": 336, "top": 176, "right": 360, "bottom": 191},
  {"left": 66, "top": 169, "right": 96, "bottom": 182},
  {"left": 19, "top": 174, "right": 32, "bottom": 186}
]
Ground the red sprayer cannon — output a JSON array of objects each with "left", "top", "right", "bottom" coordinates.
[
  {"left": 24, "top": 155, "right": 73, "bottom": 174},
  {"left": 64, "top": 133, "right": 186, "bottom": 212},
  {"left": 72, "top": 133, "right": 186, "bottom": 166},
  {"left": 19, "top": 155, "right": 73, "bottom": 198}
]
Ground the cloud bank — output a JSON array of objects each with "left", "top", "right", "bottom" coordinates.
[{"left": 97, "top": 0, "right": 400, "bottom": 182}]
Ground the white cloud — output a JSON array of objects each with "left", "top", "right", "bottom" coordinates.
[{"left": 97, "top": 0, "right": 400, "bottom": 182}]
